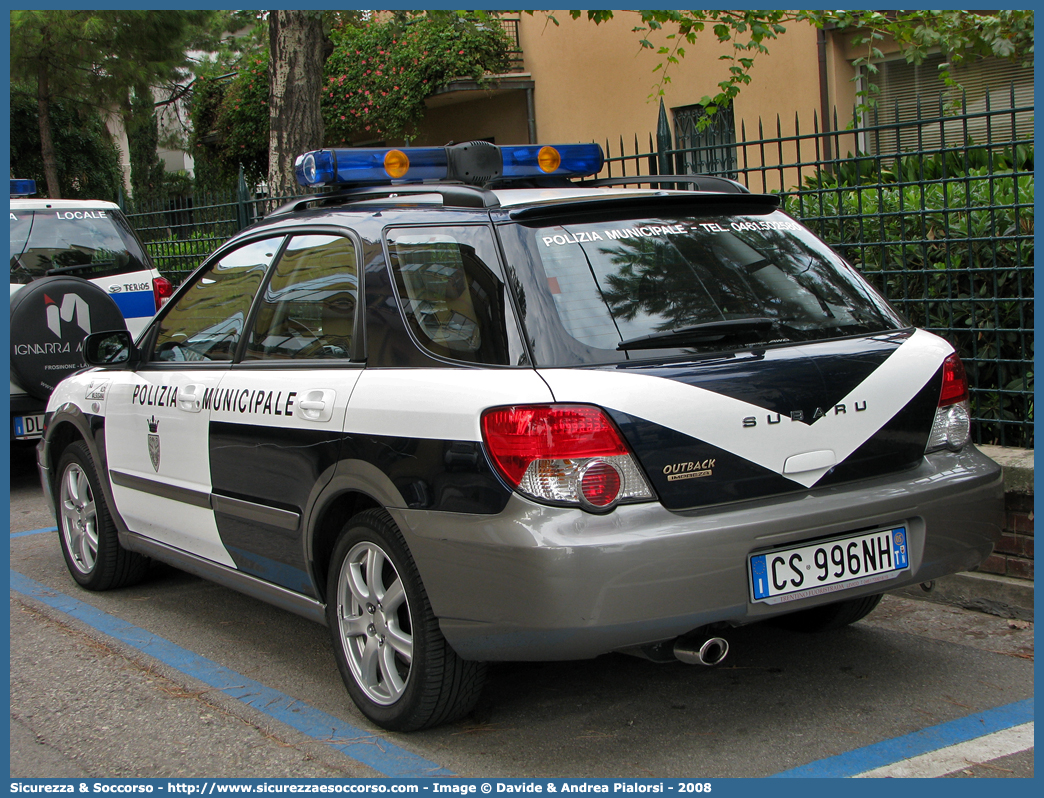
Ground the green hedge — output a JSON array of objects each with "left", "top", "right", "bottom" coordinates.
[
  {"left": 784, "top": 150, "right": 1034, "bottom": 447},
  {"left": 145, "top": 234, "right": 225, "bottom": 284}
]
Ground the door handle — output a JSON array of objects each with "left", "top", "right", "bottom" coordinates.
[
  {"left": 177, "top": 384, "right": 205, "bottom": 413},
  {"left": 296, "top": 389, "right": 336, "bottom": 422}
]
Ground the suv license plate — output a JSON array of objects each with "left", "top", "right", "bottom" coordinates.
[
  {"left": 749, "top": 526, "right": 909, "bottom": 604},
  {"left": 13, "top": 413, "right": 45, "bottom": 440}
]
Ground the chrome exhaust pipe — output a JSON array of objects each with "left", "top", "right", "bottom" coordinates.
[{"left": 673, "top": 635, "right": 729, "bottom": 666}]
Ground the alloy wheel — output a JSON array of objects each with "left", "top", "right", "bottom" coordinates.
[
  {"left": 335, "top": 541, "right": 414, "bottom": 705},
  {"left": 60, "top": 463, "right": 98, "bottom": 574}
]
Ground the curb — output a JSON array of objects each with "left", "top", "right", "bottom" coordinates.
[
  {"left": 890, "top": 570, "right": 1034, "bottom": 621},
  {"left": 978, "top": 444, "right": 1034, "bottom": 494}
]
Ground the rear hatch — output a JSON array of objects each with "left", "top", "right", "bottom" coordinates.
[
  {"left": 10, "top": 202, "right": 158, "bottom": 331},
  {"left": 497, "top": 196, "right": 946, "bottom": 510}
]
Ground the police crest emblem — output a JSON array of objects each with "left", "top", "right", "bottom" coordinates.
[{"left": 147, "top": 416, "right": 160, "bottom": 472}]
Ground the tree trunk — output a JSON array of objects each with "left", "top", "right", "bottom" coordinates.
[
  {"left": 267, "top": 10, "right": 326, "bottom": 202},
  {"left": 36, "top": 51, "right": 61, "bottom": 199}
]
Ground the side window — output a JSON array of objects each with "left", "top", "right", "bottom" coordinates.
[
  {"left": 244, "top": 234, "right": 359, "bottom": 360},
  {"left": 151, "top": 237, "right": 281, "bottom": 362},
  {"left": 385, "top": 226, "right": 514, "bottom": 365}
]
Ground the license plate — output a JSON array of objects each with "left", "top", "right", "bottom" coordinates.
[
  {"left": 749, "top": 526, "right": 909, "bottom": 604},
  {"left": 13, "top": 413, "right": 45, "bottom": 440}
]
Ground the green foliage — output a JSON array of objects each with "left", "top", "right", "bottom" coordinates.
[
  {"left": 216, "top": 53, "right": 271, "bottom": 187},
  {"left": 783, "top": 148, "right": 1034, "bottom": 445},
  {"left": 10, "top": 85, "right": 123, "bottom": 201},
  {"left": 145, "top": 233, "right": 226, "bottom": 282},
  {"left": 188, "top": 54, "right": 270, "bottom": 192},
  {"left": 186, "top": 71, "right": 234, "bottom": 194},
  {"left": 10, "top": 10, "right": 212, "bottom": 103},
  {"left": 801, "top": 142, "right": 1033, "bottom": 189},
  {"left": 11, "top": 10, "right": 215, "bottom": 198},
  {"left": 188, "top": 14, "right": 511, "bottom": 183},
  {"left": 126, "top": 84, "right": 168, "bottom": 209},
  {"left": 323, "top": 15, "right": 511, "bottom": 143},
  {"left": 805, "top": 10, "right": 1035, "bottom": 113},
  {"left": 162, "top": 171, "right": 195, "bottom": 199}
]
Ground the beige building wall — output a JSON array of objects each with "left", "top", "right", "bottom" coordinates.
[
  {"left": 517, "top": 13, "right": 825, "bottom": 143},
  {"left": 417, "top": 90, "right": 530, "bottom": 147},
  {"left": 510, "top": 11, "right": 857, "bottom": 191},
  {"left": 404, "top": 13, "right": 876, "bottom": 191}
]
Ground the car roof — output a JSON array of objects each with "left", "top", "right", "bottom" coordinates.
[
  {"left": 10, "top": 198, "right": 120, "bottom": 211},
  {"left": 261, "top": 184, "right": 776, "bottom": 224}
]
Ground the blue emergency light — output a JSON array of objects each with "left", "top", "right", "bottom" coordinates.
[
  {"left": 10, "top": 178, "right": 36, "bottom": 197},
  {"left": 295, "top": 143, "right": 604, "bottom": 188}
]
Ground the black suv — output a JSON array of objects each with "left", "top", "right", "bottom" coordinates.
[{"left": 38, "top": 142, "right": 1003, "bottom": 731}]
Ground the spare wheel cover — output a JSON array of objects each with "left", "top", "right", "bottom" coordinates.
[{"left": 10, "top": 275, "right": 128, "bottom": 400}]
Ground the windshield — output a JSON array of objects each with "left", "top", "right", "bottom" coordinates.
[
  {"left": 499, "top": 209, "right": 905, "bottom": 366},
  {"left": 9, "top": 207, "right": 153, "bottom": 284}
]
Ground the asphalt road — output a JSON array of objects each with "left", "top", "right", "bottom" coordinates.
[{"left": 8, "top": 442, "right": 1034, "bottom": 779}]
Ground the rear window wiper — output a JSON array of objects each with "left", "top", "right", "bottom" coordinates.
[
  {"left": 46, "top": 260, "right": 114, "bottom": 276},
  {"left": 616, "top": 317, "right": 776, "bottom": 351}
]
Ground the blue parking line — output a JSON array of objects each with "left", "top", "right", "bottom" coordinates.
[
  {"left": 11, "top": 526, "right": 57, "bottom": 538},
  {"left": 9, "top": 569, "right": 454, "bottom": 778},
  {"left": 770, "top": 697, "right": 1034, "bottom": 777}
]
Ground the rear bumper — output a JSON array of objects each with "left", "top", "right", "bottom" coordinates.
[{"left": 393, "top": 446, "right": 1003, "bottom": 660}]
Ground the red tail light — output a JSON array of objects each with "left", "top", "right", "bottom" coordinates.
[
  {"left": 481, "top": 405, "right": 627, "bottom": 485},
  {"left": 927, "top": 353, "right": 972, "bottom": 453},
  {"left": 153, "top": 276, "right": 174, "bottom": 309},
  {"left": 480, "top": 404, "right": 652, "bottom": 511},
  {"left": 939, "top": 353, "right": 969, "bottom": 406}
]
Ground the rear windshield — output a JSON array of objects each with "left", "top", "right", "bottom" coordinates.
[
  {"left": 10, "top": 208, "right": 153, "bottom": 285},
  {"left": 499, "top": 209, "right": 905, "bottom": 366}
]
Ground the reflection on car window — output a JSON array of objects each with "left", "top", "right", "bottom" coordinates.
[
  {"left": 152, "top": 237, "right": 281, "bottom": 362},
  {"left": 503, "top": 211, "right": 903, "bottom": 366},
  {"left": 386, "top": 226, "right": 513, "bottom": 365},
  {"left": 245, "top": 235, "right": 359, "bottom": 360},
  {"left": 9, "top": 208, "right": 152, "bottom": 285}
]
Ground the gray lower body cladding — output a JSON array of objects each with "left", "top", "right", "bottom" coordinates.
[{"left": 394, "top": 446, "right": 1003, "bottom": 661}]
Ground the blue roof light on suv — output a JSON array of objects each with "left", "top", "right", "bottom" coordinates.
[
  {"left": 294, "top": 143, "right": 605, "bottom": 188},
  {"left": 10, "top": 179, "right": 36, "bottom": 197}
]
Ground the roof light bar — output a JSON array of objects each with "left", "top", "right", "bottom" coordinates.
[
  {"left": 294, "top": 143, "right": 605, "bottom": 189},
  {"left": 295, "top": 148, "right": 448, "bottom": 188},
  {"left": 500, "top": 144, "right": 603, "bottom": 178},
  {"left": 10, "top": 178, "right": 36, "bottom": 197}
]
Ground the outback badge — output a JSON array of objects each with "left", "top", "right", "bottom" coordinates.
[{"left": 663, "top": 459, "right": 715, "bottom": 481}]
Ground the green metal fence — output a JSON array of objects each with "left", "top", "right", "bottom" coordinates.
[
  {"left": 125, "top": 92, "right": 1033, "bottom": 448},
  {"left": 123, "top": 170, "right": 291, "bottom": 280}
]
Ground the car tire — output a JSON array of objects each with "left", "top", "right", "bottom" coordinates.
[
  {"left": 772, "top": 593, "right": 884, "bottom": 633},
  {"left": 54, "top": 441, "right": 149, "bottom": 590},
  {"left": 326, "top": 508, "right": 487, "bottom": 731}
]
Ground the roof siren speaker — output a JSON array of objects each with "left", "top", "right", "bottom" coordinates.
[{"left": 446, "top": 141, "right": 503, "bottom": 186}]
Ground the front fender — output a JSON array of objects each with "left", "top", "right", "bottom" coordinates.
[{"left": 40, "top": 403, "right": 133, "bottom": 544}]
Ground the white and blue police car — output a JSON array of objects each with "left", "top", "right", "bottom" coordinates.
[
  {"left": 37, "top": 142, "right": 1003, "bottom": 731},
  {"left": 10, "top": 178, "right": 173, "bottom": 440}
]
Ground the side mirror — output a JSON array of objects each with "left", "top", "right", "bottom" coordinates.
[{"left": 83, "top": 330, "right": 138, "bottom": 367}]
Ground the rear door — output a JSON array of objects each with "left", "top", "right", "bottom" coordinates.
[{"left": 10, "top": 204, "right": 159, "bottom": 336}]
